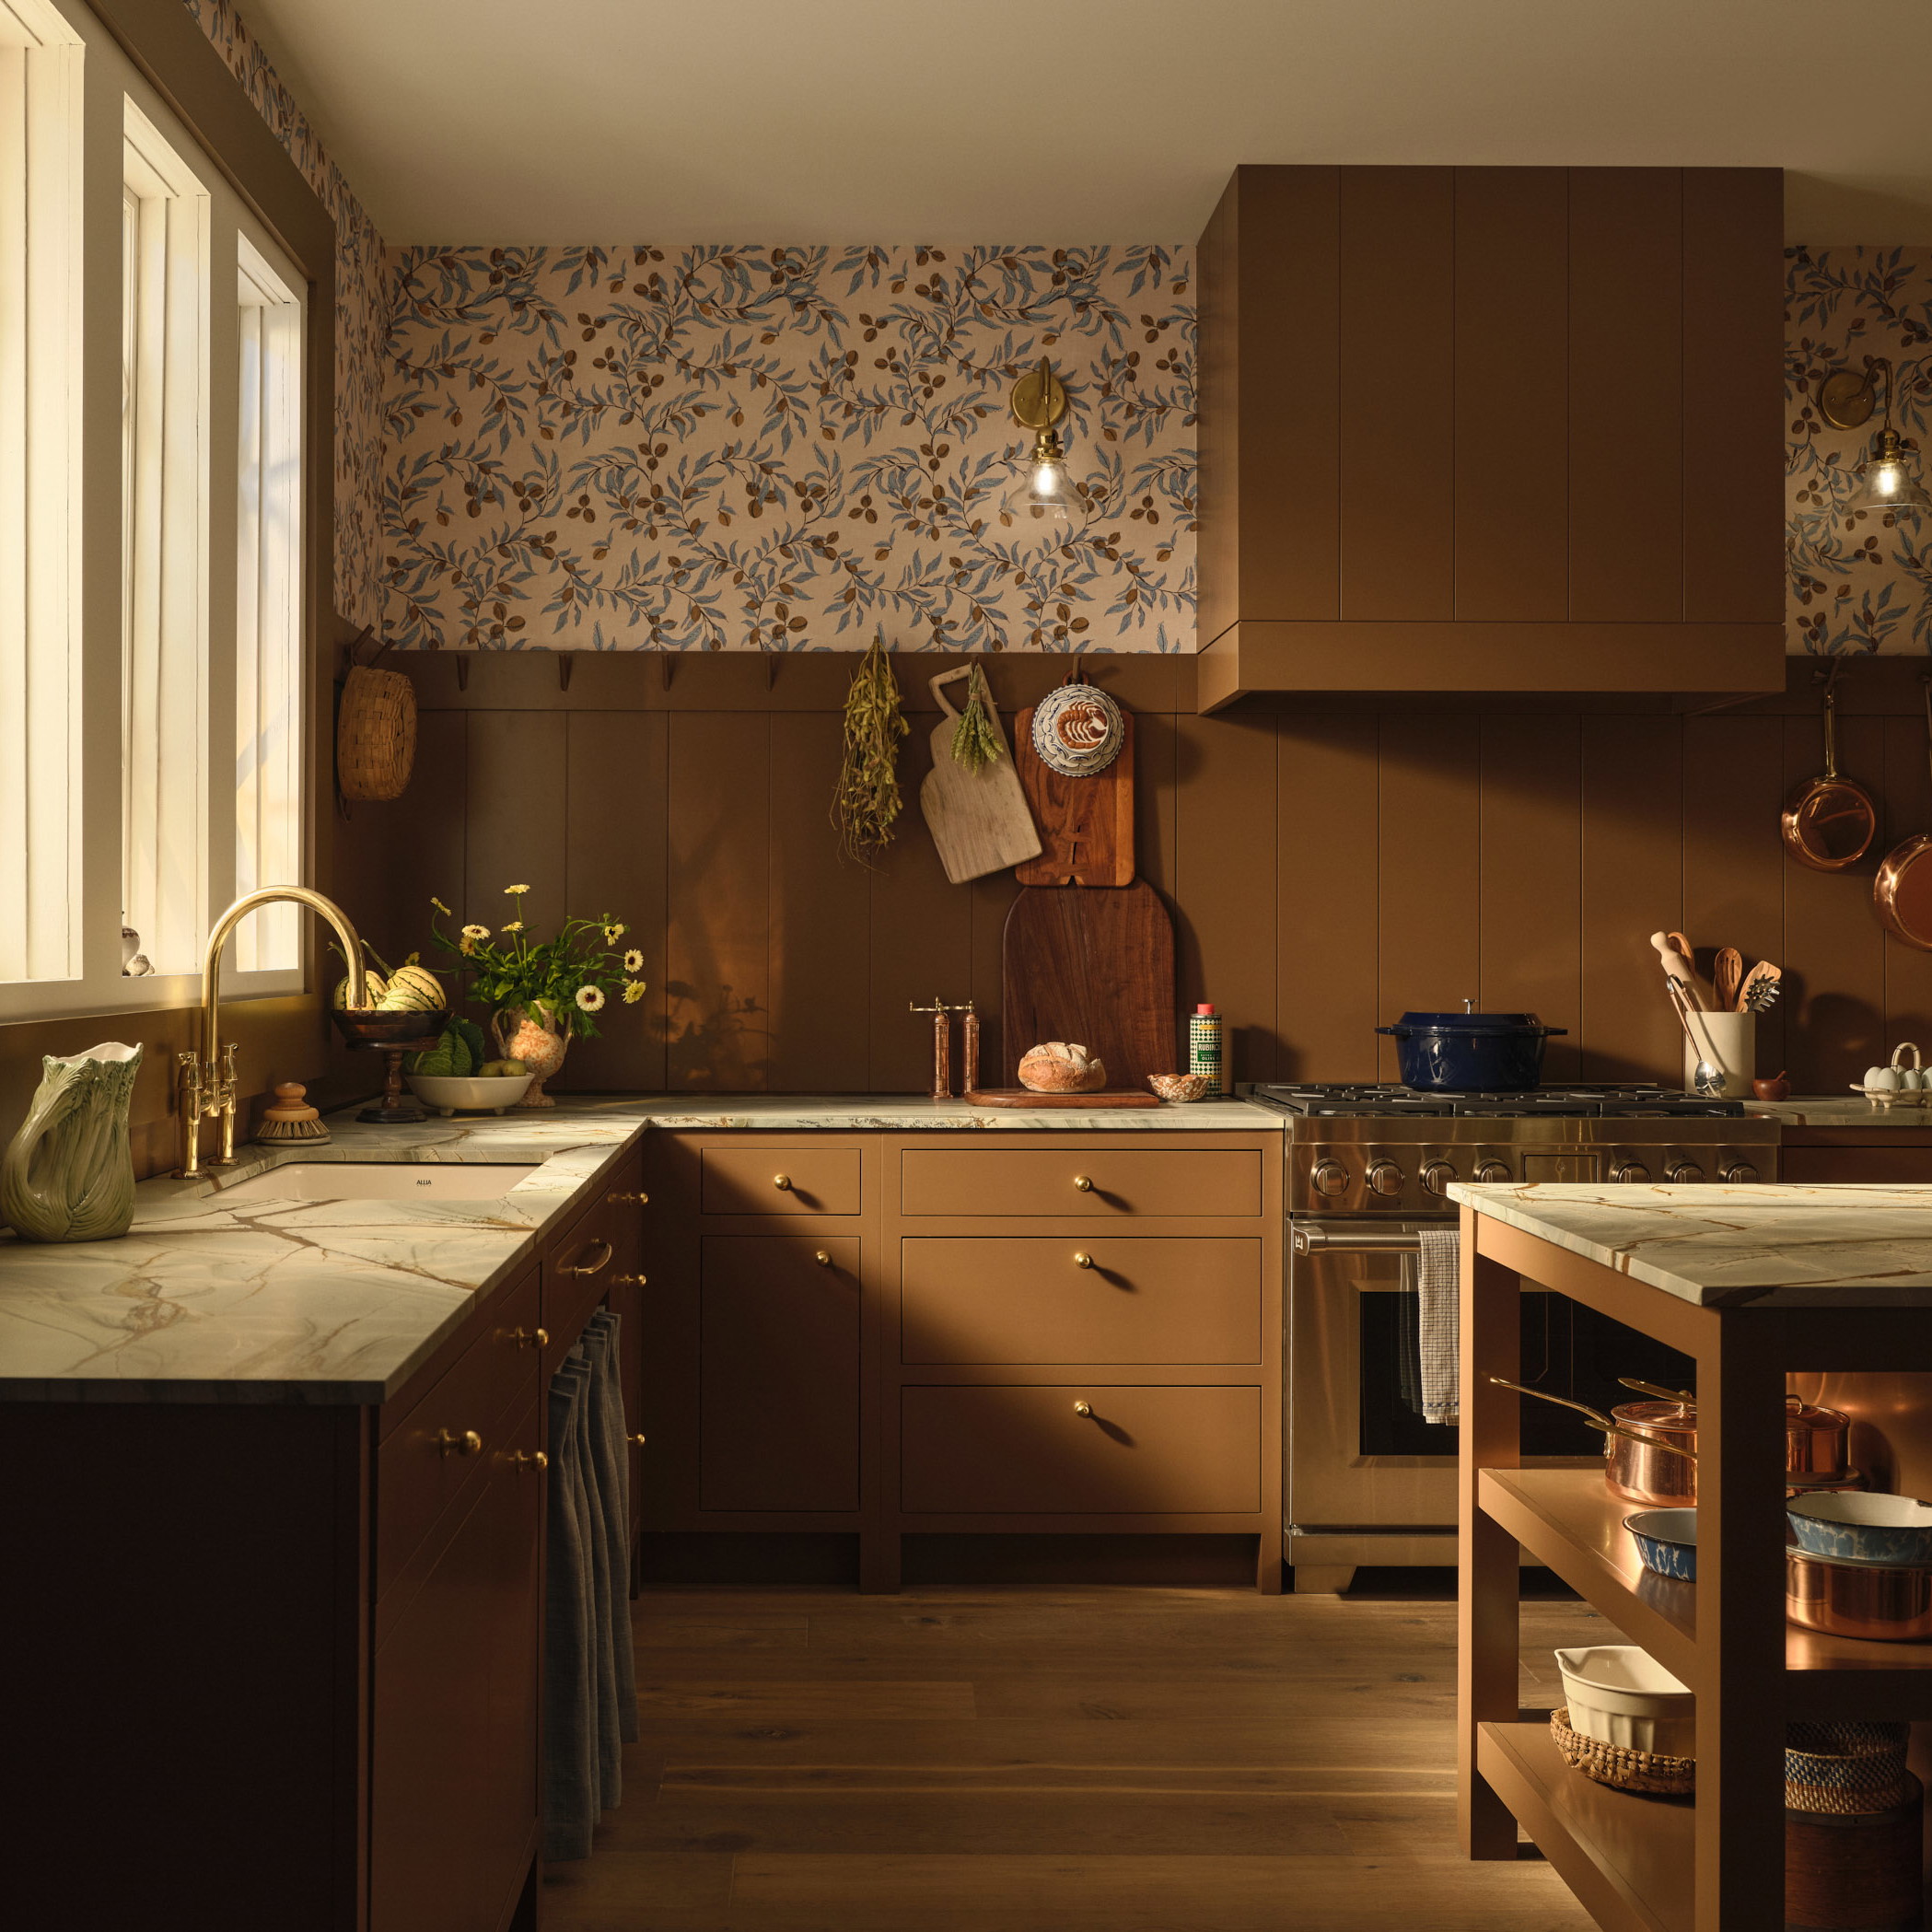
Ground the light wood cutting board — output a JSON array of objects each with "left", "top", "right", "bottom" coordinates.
[{"left": 917, "top": 669, "right": 1042, "bottom": 885}]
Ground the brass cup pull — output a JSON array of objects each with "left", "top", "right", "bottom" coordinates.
[
  {"left": 565, "top": 1238, "right": 613, "bottom": 1278},
  {"left": 1074, "top": 1401, "right": 1093, "bottom": 1418},
  {"left": 1073, "top": 1251, "right": 1093, "bottom": 1268},
  {"left": 774, "top": 1173, "right": 793, "bottom": 1191},
  {"left": 612, "top": 1272, "right": 647, "bottom": 1287},
  {"left": 505, "top": 1449, "right": 548, "bottom": 1473},
  {"left": 628, "top": 1432, "right": 647, "bottom": 1448},
  {"left": 814, "top": 1250, "right": 832, "bottom": 1267},
  {"left": 608, "top": 1190, "right": 647, "bottom": 1205},
  {"left": 506, "top": 1326, "right": 549, "bottom": 1349},
  {"left": 435, "top": 1427, "right": 483, "bottom": 1458},
  {"left": 1072, "top": 1174, "right": 1093, "bottom": 1192}
]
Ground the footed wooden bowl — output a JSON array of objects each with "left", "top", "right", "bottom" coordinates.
[{"left": 1147, "top": 1073, "right": 1216, "bottom": 1102}]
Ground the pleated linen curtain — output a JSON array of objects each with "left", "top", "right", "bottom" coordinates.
[{"left": 541, "top": 1311, "right": 638, "bottom": 1861}]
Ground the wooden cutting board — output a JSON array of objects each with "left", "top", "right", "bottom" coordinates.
[
  {"left": 1014, "top": 706, "right": 1135, "bottom": 887},
  {"left": 917, "top": 669, "right": 1042, "bottom": 885},
  {"left": 1001, "top": 879, "right": 1177, "bottom": 1090}
]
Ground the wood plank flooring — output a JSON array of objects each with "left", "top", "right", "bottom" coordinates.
[{"left": 541, "top": 1583, "right": 1610, "bottom": 1930}]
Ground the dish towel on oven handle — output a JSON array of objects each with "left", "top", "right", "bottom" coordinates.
[{"left": 1416, "top": 1227, "right": 1461, "bottom": 1426}]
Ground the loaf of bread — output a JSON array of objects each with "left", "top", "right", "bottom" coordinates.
[{"left": 1017, "top": 1042, "right": 1107, "bottom": 1093}]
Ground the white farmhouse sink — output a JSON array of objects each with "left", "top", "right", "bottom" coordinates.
[{"left": 215, "top": 1163, "right": 537, "bottom": 1204}]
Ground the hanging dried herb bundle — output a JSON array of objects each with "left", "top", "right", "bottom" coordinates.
[
  {"left": 832, "top": 632, "right": 907, "bottom": 863},
  {"left": 949, "top": 660, "right": 1004, "bottom": 773}
]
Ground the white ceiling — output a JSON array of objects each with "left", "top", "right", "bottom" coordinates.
[{"left": 239, "top": 0, "right": 1932, "bottom": 245}]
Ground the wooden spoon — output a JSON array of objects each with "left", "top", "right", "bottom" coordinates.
[
  {"left": 1648, "top": 931, "right": 1704, "bottom": 1007},
  {"left": 1714, "top": 947, "right": 1744, "bottom": 1012}
]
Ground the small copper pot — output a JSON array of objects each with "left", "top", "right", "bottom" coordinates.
[{"left": 1489, "top": 1379, "right": 1698, "bottom": 1506}]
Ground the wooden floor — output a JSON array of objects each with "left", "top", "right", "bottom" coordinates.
[{"left": 541, "top": 1579, "right": 1609, "bottom": 1930}]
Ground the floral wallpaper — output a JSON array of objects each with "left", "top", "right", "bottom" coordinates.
[
  {"left": 381, "top": 245, "right": 1195, "bottom": 652},
  {"left": 185, "top": 0, "right": 386, "bottom": 628},
  {"left": 1788, "top": 246, "right": 1932, "bottom": 654}
]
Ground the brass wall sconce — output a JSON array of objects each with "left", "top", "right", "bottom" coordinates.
[
  {"left": 1818, "top": 355, "right": 1932, "bottom": 516},
  {"left": 1003, "top": 356, "right": 1078, "bottom": 542}
]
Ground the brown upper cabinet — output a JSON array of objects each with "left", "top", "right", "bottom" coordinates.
[{"left": 1194, "top": 166, "right": 1787, "bottom": 708}]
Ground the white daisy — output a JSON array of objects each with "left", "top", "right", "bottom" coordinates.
[
  {"left": 576, "top": 984, "right": 606, "bottom": 1013},
  {"left": 623, "top": 949, "right": 645, "bottom": 972},
  {"left": 505, "top": 882, "right": 531, "bottom": 895}
]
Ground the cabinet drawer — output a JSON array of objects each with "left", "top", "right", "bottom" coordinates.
[
  {"left": 902, "top": 1237, "right": 1261, "bottom": 1365},
  {"left": 544, "top": 1185, "right": 644, "bottom": 1359},
  {"left": 901, "top": 1385, "right": 1260, "bottom": 1515},
  {"left": 702, "top": 1146, "right": 861, "bottom": 1216},
  {"left": 900, "top": 1147, "right": 1261, "bottom": 1218},
  {"left": 378, "top": 1269, "right": 542, "bottom": 1593}
]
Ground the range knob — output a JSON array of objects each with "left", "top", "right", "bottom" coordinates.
[
  {"left": 1310, "top": 1159, "right": 1349, "bottom": 1198},
  {"left": 1665, "top": 1158, "right": 1705, "bottom": 1184},
  {"left": 1366, "top": 1159, "right": 1403, "bottom": 1197},
  {"left": 1611, "top": 1159, "right": 1651, "bottom": 1184},
  {"left": 1473, "top": 1159, "right": 1511, "bottom": 1185},
  {"left": 1720, "top": 1158, "right": 1760, "bottom": 1184},
  {"left": 1421, "top": 1160, "right": 1457, "bottom": 1196}
]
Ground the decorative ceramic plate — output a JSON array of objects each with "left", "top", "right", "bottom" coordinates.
[{"left": 1031, "top": 681, "right": 1124, "bottom": 776}]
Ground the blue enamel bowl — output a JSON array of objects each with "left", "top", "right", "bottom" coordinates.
[
  {"left": 1624, "top": 1508, "right": 1698, "bottom": 1582},
  {"left": 1788, "top": 1492, "right": 1932, "bottom": 1566}
]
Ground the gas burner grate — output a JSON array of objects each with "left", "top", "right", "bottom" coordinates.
[{"left": 1251, "top": 1081, "right": 1745, "bottom": 1119}]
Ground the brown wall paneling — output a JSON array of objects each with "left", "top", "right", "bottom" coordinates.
[
  {"left": 1681, "top": 171, "right": 1786, "bottom": 624},
  {"left": 1479, "top": 716, "right": 1583, "bottom": 1082},
  {"left": 1567, "top": 169, "right": 1684, "bottom": 623},
  {"left": 1276, "top": 714, "right": 1379, "bottom": 1082},
  {"left": 1377, "top": 716, "right": 1482, "bottom": 1080},
  {"left": 1453, "top": 169, "right": 1569, "bottom": 622},
  {"left": 563, "top": 710, "right": 669, "bottom": 1092},
  {"left": 1172, "top": 711, "right": 1282, "bottom": 1084},
  {"left": 1681, "top": 714, "right": 1789, "bottom": 1079},
  {"left": 1339, "top": 169, "right": 1455, "bottom": 622},
  {"left": 1578, "top": 716, "right": 1683, "bottom": 1081},
  {"left": 666, "top": 712, "right": 773, "bottom": 1088},
  {"left": 1783, "top": 710, "right": 1887, "bottom": 1089},
  {"left": 465, "top": 710, "right": 567, "bottom": 944},
  {"left": 1881, "top": 710, "right": 1932, "bottom": 1055}
]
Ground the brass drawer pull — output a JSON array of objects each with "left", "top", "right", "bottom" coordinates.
[
  {"left": 773, "top": 1173, "right": 793, "bottom": 1191},
  {"left": 1072, "top": 1251, "right": 1093, "bottom": 1269},
  {"left": 505, "top": 1325, "right": 549, "bottom": 1349},
  {"left": 504, "top": 1449, "right": 548, "bottom": 1473},
  {"left": 1072, "top": 1174, "right": 1093, "bottom": 1192},
  {"left": 435, "top": 1427, "right": 483, "bottom": 1458},
  {"left": 1073, "top": 1402, "right": 1093, "bottom": 1418},
  {"left": 612, "top": 1271, "right": 646, "bottom": 1288},
  {"left": 608, "top": 1189, "right": 647, "bottom": 1205},
  {"left": 628, "top": 1432, "right": 647, "bottom": 1448},
  {"left": 814, "top": 1250, "right": 832, "bottom": 1267},
  {"left": 564, "top": 1238, "right": 612, "bottom": 1278}
]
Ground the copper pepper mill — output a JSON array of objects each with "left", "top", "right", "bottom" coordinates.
[{"left": 909, "top": 996, "right": 977, "bottom": 1100}]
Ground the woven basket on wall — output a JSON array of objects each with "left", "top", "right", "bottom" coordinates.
[{"left": 337, "top": 664, "right": 417, "bottom": 801}]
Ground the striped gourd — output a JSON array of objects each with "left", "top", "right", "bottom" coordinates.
[{"left": 378, "top": 963, "right": 447, "bottom": 1012}]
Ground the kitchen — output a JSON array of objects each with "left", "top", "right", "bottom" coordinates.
[{"left": 10, "top": 3, "right": 1932, "bottom": 1929}]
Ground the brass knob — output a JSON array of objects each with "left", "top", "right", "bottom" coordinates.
[
  {"left": 612, "top": 1272, "right": 646, "bottom": 1287},
  {"left": 505, "top": 1449, "right": 548, "bottom": 1473},
  {"left": 505, "top": 1326, "right": 548, "bottom": 1349},
  {"left": 1072, "top": 1174, "right": 1093, "bottom": 1192},
  {"left": 628, "top": 1432, "right": 647, "bottom": 1447},
  {"left": 1073, "top": 1251, "right": 1093, "bottom": 1268},
  {"left": 814, "top": 1251, "right": 832, "bottom": 1266},
  {"left": 1074, "top": 1401, "right": 1093, "bottom": 1418},
  {"left": 608, "top": 1190, "right": 647, "bottom": 1205},
  {"left": 435, "top": 1428, "right": 483, "bottom": 1458},
  {"left": 774, "top": 1173, "right": 793, "bottom": 1191}
]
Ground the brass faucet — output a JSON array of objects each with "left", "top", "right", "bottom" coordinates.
[{"left": 179, "top": 887, "right": 367, "bottom": 1177}]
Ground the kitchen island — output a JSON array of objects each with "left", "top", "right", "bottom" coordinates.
[{"left": 1449, "top": 1180, "right": 1932, "bottom": 1932}]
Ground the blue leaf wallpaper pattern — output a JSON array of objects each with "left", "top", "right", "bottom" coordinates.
[{"left": 380, "top": 244, "right": 1195, "bottom": 653}]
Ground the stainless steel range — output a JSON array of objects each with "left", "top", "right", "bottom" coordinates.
[{"left": 1246, "top": 1082, "right": 1780, "bottom": 1593}]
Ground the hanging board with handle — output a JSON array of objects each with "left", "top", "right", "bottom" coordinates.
[
  {"left": 998, "top": 879, "right": 1175, "bottom": 1093},
  {"left": 916, "top": 669, "right": 1042, "bottom": 885},
  {"left": 1014, "top": 706, "right": 1135, "bottom": 887}
]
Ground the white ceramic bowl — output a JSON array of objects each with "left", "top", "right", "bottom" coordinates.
[
  {"left": 1787, "top": 1491, "right": 1932, "bottom": 1566},
  {"left": 405, "top": 1072, "right": 534, "bottom": 1116},
  {"left": 1554, "top": 1645, "right": 1695, "bottom": 1757}
]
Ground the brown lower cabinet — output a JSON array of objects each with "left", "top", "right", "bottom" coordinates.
[
  {"left": 643, "top": 1130, "right": 1283, "bottom": 1592},
  {"left": 7, "top": 1142, "right": 647, "bottom": 1932}
]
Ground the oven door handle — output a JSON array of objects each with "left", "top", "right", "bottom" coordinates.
[{"left": 1293, "top": 1228, "right": 1424, "bottom": 1255}]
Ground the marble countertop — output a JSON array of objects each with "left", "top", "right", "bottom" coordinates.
[
  {"left": 1747, "top": 1097, "right": 1932, "bottom": 1130},
  {"left": 1449, "top": 1180, "right": 1932, "bottom": 1309},
  {"left": 0, "top": 1093, "right": 1278, "bottom": 1405}
]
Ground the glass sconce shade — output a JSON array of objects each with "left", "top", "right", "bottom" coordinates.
[
  {"left": 1001, "top": 429, "right": 1078, "bottom": 543},
  {"left": 1850, "top": 426, "right": 1932, "bottom": 516}
]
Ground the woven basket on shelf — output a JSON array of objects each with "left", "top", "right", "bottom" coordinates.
[
  {"left": 1786, "top": 1724, "right": 1914, "bottom": 1816},
  {"left": 337, "top": 664, "right": 416, "bottom": 801},
  {"left": 1550, "top": 1707, "right": 1695, "bottom": 1797}
]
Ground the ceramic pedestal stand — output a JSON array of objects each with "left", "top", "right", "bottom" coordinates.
[{"left": 329, "top": 1009, "right": 451, "bottom": 1126}]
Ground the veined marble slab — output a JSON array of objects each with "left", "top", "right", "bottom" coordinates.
[
  {"left": 1448, "top": 1180, "right": 1932, "bottom": 1308},
  {"left": 599, "top": 1094, "right": 1282, "bottom": 1132},
  {"left": 1746, "top": 1098, "right": 1932, "bottom": 1130}
]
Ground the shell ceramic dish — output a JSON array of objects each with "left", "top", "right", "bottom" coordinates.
[
  {"left": 1788, "top": 1492, "right": 1932, "bottom": 1566},
  {"left": 1554, "top": 1646, "right": 1696, "bottom": 1758},
  {"left": 1624, "top": 1508, "right": 1698, "bottom": 1582},
  {"left": 1146, "top": 1073, "right": 1215, "bottom": 1102},
  {"left": 404, "top": 1072, "right": 535, "bottom": 1116}
]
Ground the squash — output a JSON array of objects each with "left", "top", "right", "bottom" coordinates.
[
  {"left": 332, "top": 970, "right": 387, "bottom": 1009},
  {"left": 377, "top": 962, "right": 447, "bottom": 1012}
]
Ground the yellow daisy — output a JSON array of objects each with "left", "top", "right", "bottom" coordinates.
[
  {"left": 622, "top": 979, "right": 647, "bottom": 1005},
  {"left": 623, "top": 949, "right": 645, "bottom": 972}
]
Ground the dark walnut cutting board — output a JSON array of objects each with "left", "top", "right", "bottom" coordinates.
[
  {"left": 1013, "top": 706, "right": 1135, "bottom": 887},
  {"left": 998, "top": 879, "right": 1177, "bottom": 1092}
]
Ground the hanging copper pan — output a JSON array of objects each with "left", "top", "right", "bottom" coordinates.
[
  {"left": 1875, "top": 677, "right": 1932, "bottom": 949},
  {"left": 1784, "top": 674, "right": 1878, "bottom": 872}
]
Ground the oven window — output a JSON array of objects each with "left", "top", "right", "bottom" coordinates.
[{"left": 1357, "top": 1292, "right": 1696, "bottom": 1457}]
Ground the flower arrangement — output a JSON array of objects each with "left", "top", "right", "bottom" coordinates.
[{"left": 426, "top": 886, "right": 645, "bottom": 1037}]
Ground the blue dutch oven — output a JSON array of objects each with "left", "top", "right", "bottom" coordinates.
[{"left": 1375, "top": 1009, "right": 1567, "bottom": 1091}]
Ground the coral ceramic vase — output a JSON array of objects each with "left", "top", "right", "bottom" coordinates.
[
  {"left": 1, "top": 1042, "right": 143, "bottom": 1242},
  {"left": 493, "top": 1004, "right": 569, "bottom": 1107}
]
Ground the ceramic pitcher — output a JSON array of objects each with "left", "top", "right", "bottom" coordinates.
[{"left": 1, "top": 1042, "right": 144, "bottom": 1242}]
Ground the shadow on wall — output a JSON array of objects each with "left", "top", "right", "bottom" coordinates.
[{"left": 663, "top": 981, "right": 771, "bottom": 1090}]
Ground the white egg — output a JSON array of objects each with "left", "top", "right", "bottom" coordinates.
[
  {"left": 1868, "top": 1066, "right": 1902, "bottom": 1090},
  {"left": 1905, "top": 1067, "right": 1927, "bottom": 1089}
]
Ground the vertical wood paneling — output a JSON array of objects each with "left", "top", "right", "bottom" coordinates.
[
  {"left": 1339, "top": 169, "right": 1454, "bottom": 621},
  {"left": 767, "top": 714, "right": 868, "bottom": 1094},
  {"left": 1479, "top": 716, "right": 1582, "bottom": 1082},
  {"left": 1568, "top": 170, "right": 1683, "bottom": 622},
  {"left": 1173, "top": 712, "right": 1280, "bottom": 1084},
  {"left": 1682, "top": 715, "right": 1788, "bottom": 1082},
  {"left": 1454, "top": 169, "right": 1569, "bottom": 621},
  {"left": 1681, "top": 171, "right": 1785, "bottom": 624},
  {"left": 466, "top": 711, "right": 566, "bottom": 943},
  {"left": 1783, "top": 713, "right": 1886, "bottom": 1091},
  {"left": 563, "top": 711, "right": 669, "bottom": 1092},
  {"left": 1882, "top": 711, "right": 1932, "bottom": 1057},
  {"left": 1276, "top": 715, "right": 1379, "bottom": 1082},
  {"left": 1578, "top": 717, "right": 1682, "bottom": 1081},
  {"left": 665, "top": 713, "right": 771, "bottom": 1089},
  {"left": 1378, "top": 717, "right": 1481, "bottom": 1077}
]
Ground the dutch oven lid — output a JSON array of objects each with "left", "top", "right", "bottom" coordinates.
[{"left": 1376, "top": 1010, "right": 1569, "bottom": 1037}]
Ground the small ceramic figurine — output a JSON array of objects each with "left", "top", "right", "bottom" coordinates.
[{"left": 1, "top": 1042, "right": 143, "bottom": 1242}]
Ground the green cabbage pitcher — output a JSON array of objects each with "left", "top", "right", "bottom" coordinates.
[{"left": 1, "top": 1042, "right": 143, "bottom": 1243}]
